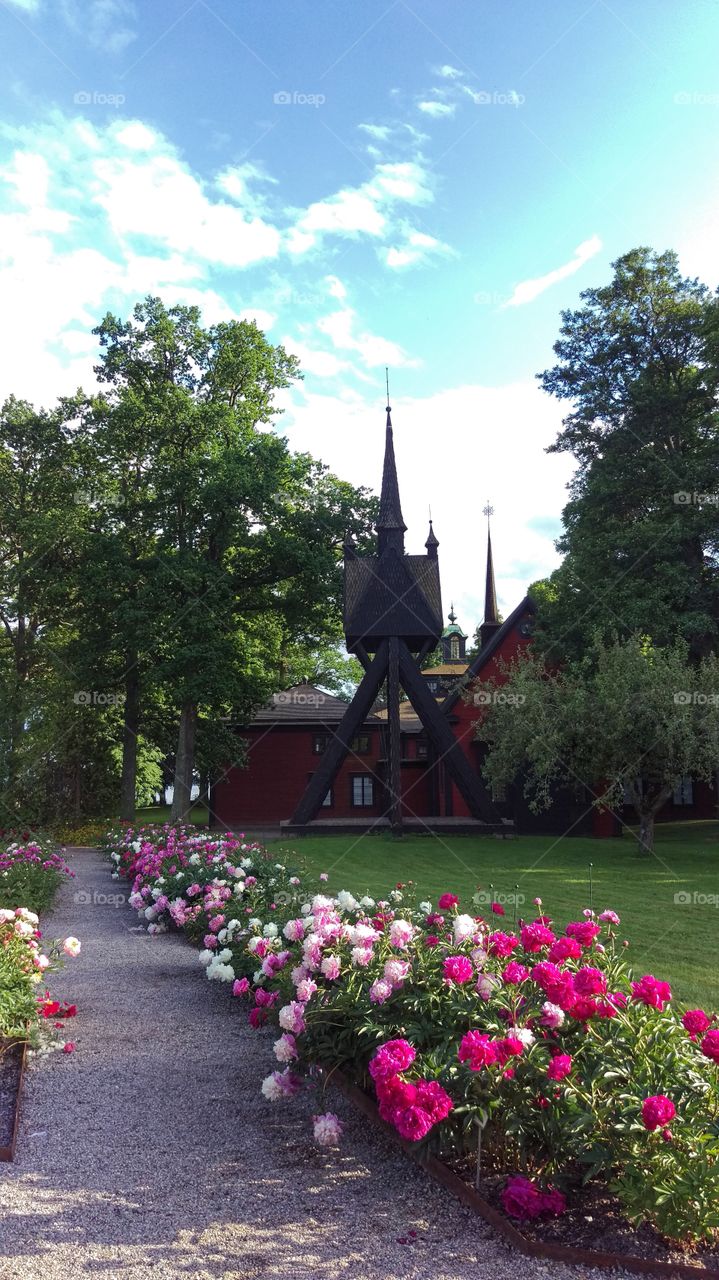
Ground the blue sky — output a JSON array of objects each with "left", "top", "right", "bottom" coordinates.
[{"left": 2, "top": 0, "right": 719, "bottom": 628}]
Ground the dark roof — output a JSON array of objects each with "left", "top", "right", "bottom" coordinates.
[
  {"left": 247, "top": 684, "right": 380, "bottom": 727},
  {"left": 484, "top": 528, "right": 499, "bottom": 625},
  {"left": 377, "top": 410, "right": 407, "bottom": 549},
  {"left": 441, "top": 596, "right": 536, "bottom": 715},
  {"left": 344, "top": 550, "right": 443, "bottom": 651}
]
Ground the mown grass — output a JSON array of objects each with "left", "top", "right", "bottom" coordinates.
[{"left": 267, "top": 821, "right": 719, "bottom": 1010}]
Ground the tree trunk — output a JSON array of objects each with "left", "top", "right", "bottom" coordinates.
[
  {"left": 171, "top": 700, "right": 197, "bottom": 823},
  {"left": 119, "top": 659, "right": 140, "bottom": 821},
  {"left": 637, "top": 810, "right": 655, "bottom": 855}
]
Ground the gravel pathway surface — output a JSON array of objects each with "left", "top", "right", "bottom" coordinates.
[{"left": 0, "top": 848, "right": 629, "bottom": 1280}]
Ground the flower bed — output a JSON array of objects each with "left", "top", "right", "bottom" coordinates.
[
  {"left": 106, "top": 823, "right": 719, "bottom": 1257},
  {"left": 0, "top": 832, "right": 74, "bottom": 915}
]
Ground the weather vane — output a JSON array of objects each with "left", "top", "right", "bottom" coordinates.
[
  {"left": 483, "top": 501, "right": 494, "bottom": 520},
  {"left": 385, "top": 366, "right": 391, "bottom": 411}
]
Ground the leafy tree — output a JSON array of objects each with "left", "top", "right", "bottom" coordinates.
[
  {"left": 473, "top": 634, "right": 719, "bottom": 854},
  {"left": 92, "top": 298, "right": 375, "bottom": 821},
  {"left": 538, "top": 248, "right": 719, "bottom": 662}
]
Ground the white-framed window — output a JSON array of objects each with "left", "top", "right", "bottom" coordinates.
[
  {"left": 351, "top": 775, "right": 374, "bottom": 807},
  {"left": 450, "top": 636, "right": 460, "bottom": 660}
]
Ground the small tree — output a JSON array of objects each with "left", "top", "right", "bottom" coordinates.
[{"left": 473, "top": 635, "right": 719, "bottom": 853}]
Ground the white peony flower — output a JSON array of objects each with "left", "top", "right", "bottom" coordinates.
[
  {"left": 419, "top": 900, "right": 433, "bottom": 914},
  {"left": 198, "top": 950, "right": 214, "bottom": 967},
  {"left": 263, "top": 922, "right": 278, "bottom": 938},
  {"left": 218, "top": 948, "right": 233, "bottom": 962},
  {"left": 453, "top": 914, "right": 475, "bottom": 944},
  {"left": 336, "top": 889, "right": 358, "bottom": 912}
]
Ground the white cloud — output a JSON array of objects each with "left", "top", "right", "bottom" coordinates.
[
  {"left": 60, "top": 0, "right": 137, "bottom": 53},
  {"left": 418, "top": 100, "right": 456, "bottom": 118},
  {"left": 385, "top": 228, "right": 452, "bottom": 270},
  {"left": 280, "top": 339, "right": 346, "bottom": 378},
  {"left": 504, "top": 235, "right": 603, "bottom": 308},
  {"left": 4, "top": 0, "right": 40, "bottom": 8},
  {"left": 317, "top": 307, "right": 418, "bottom": 370},
  {"left": 282, "top": 381, "right": 574, "bottom": 624},
  {"left": 358, "top": 123, "right": 392, "bottom": 140},
  {"left": 285, "top": 160, "right": 433, "bottom": 256},
  {"left": 435, "top": 64, "right": 464, "bottom": 79}
]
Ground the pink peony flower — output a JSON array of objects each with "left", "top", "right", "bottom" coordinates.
[
  {"left": 62, "top": 936, "right": 81, "bottom": 957},
  {"left": 683, "top": 1009, "right": 710, "bottom": 1039},
  {"left": 502, "top": 960, "right": 530, "bottom": 985},
  {"left": 383, "top": 958, "right": 410, "bottom": 988},
  {"left": 424, "top": 934, "right": 440, "bottom": 948},
  {"left": 476, "top": 974, "right": 499, "bottom": 1000},
  {"left": 62, "top": 1041, "right": 75, "bottom": 1054},
  {"left": 443, "top": 955, "right": 474, "bottom": 985},
  {"left": 501, "top": 1176, "right": 565, "bottom": 1220},
  {"left": 631, "top": 974, "right": 672, "bottom": 1011},
  {"left": 283, "top": 918, "right": 306, "bottom": 942},
  {"left": 254, "top": 988, "right": 279, "bottom": 1008},
  {"left": 273, "top": 1032, "right": 298, "bottom": 1063},
  {"left": 321, "top": 955, "right": 341, "bottom": 981},
  {"left": 313, "top": 1112, "right": 343, "bottom": 1145},
  {"left": 414, "top": 1079, "right": 454, "bottom": 1123},
  {"left": 548, "top": 936, "right": 582, "bottom": 964},
  {"left": 487, "top": 930, "right": 519, "bottom": 958},
  {"left": 369, "top": 1039, "right": 416, "bottom": 1082},
  {"left": 598, "top": 909, "right": 620, "bottom": 925},
  {"left": 573, "top": 966, "right": 608, "bottom": 997},
  {"left": 208, "top": 914, "right": 225, "bottom": 932},
  {"left": 547, "top": 1053, "right": 572, "bottom": 1081},
  {"left": 539, "top": 1001, "right": 565, "bottom": 1029},
  {"left": 296, "top": 978, "right": 318, "bottom": 1003},
  {"left": 495, "top": 1036, "right": 524, "bottom": 1065},
  {"left": 565, "top": 921, "right": 601, "bottom": 949},
  {"left": 392, "top": 1104, "right": 434, "bottom": 1142},
  {"left": 203, "top": 934, "right": 218, "bottom": 950},
  {"left": 642, "top": 1095, "right": 676, "bottom": 1131},
  {"left": 458, "top": 1030, "right": 498, "bottom": 1071},
  {"left": 701, "top": 1029, "right": 719, "bottom": 1062},
  {"left": 438, "top": 893, "right": 459, "bottom": 909},
  {"left": 278, "top": 1001, "right": 306, "bottom": 1035},
  {"left": 369, "top": 978, "right": 393, "bottom": 1005},
  {"left": 232, "top": 977, "right": 250, "bottom": 997},
  {"left": 491, "top": 901, "right": 505, "bottom": 916},
  {"left": 388, "top": 919, "right": 415, "bottom": 949},
  {"left": 520, "top": 922, "right": 556, "bottom": 952}
]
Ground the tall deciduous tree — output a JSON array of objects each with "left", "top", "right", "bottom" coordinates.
[{"left": 537, "top": 248, "right": 719, "bottom": 662}]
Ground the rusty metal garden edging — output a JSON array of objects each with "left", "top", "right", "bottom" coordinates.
[{"left": 0, "top": 1038, "right": 28, "bottom": 1162}]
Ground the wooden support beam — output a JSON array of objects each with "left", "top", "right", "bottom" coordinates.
[
  {"left": 353, "top": 641, "right": 371, "bottom": 672},
  {"left": 290, "top": 641, "right": 389, "bottom": 826},
  {"left": 415, "top": 638, "right": 435, "bottom": 667},
  {"left": 397, "top": 640, "right": 501, "bottom": 824},
  {"left": 387, "top": 635, "right": 402, "bottom": 834}
]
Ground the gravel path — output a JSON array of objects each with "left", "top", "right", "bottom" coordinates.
[{"left": 0, "top": 848, "right": 627, "bottom": 1280}]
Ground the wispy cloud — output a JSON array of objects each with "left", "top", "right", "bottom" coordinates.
[
  {"left": 417, "top": 100, "right": 456, "bottom": 118},
  {"left": 504, "top": 235, "right": 603, "bottom": 307}
]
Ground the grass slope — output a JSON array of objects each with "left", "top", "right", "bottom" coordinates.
[{"left": 267, "top": 822, "right": 719, "bottom": 1009}]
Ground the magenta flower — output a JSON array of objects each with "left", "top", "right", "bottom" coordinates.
[
  {"left": 683, "top": 1009, "right": 710, "bottom": 1039},
  {"left": 642, "top": 1095, "right": 676, "bottom": 1131},
  {"left": 573, "top": 966, "right": 608, "bottom": 997},
  {"left": 631, "top": 974, "right": 672, "bottom": 1011},
  {"left": 520, "top": 922, "right": 556, "bottom": 952},
  {"left": 487, "top": 930, "right": 519, "bottom": 958},
  {"left": 458, "top": 1030, "right": 497, "bottom": 1071},
  {"left": 502, "top": 960, "right": 530, "bottom": 985},
  {"left": 564, "top": 921, "right": 601, "bottom": 949},
  {"left": 546, "top": 1053, "right": 572, "bottom": 1081},
  {"left": 701, "top": 1029, "right": 719, "bottom": 1062},
  {"left": 443, "top": 955, "right": 474, "bottom": 985},
  {"left": 369, "top": 1039, "right": 416, "bottom": 1082},
  {"left": 438, "top": 893, "right": 459, "bottom": 909}
]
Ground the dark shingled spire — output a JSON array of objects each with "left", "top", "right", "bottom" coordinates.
[
  {"left": 425, "top": 518, "right": 439, "bottom": 558},
  {"left": 484, "top": 525, "right": 499, "bottom": 625},
  {"left": 377, "top": 405, "right": 407, "bottom": 554}
]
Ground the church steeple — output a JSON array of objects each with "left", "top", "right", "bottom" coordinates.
[
  {"left": 480, "top": 503, "right": 502, "bottom": 648},
  {"left": 377, "top": 403, "right": 407, "bottom": 555},
  {"left": 425, "top": 518, "right": 439, "bottom": 558}
]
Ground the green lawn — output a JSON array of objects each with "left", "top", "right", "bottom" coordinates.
[{"left": 267, "top": 822, "right": 719, "bottom": 1010}]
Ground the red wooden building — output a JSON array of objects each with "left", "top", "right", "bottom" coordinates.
[{"left": 211, "top": 415, "right": 717, "bottom": 836}]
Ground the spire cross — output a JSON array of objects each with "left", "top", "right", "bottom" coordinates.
[{"left": 385, "top": 366, "right": 390, "bottom": 412}]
